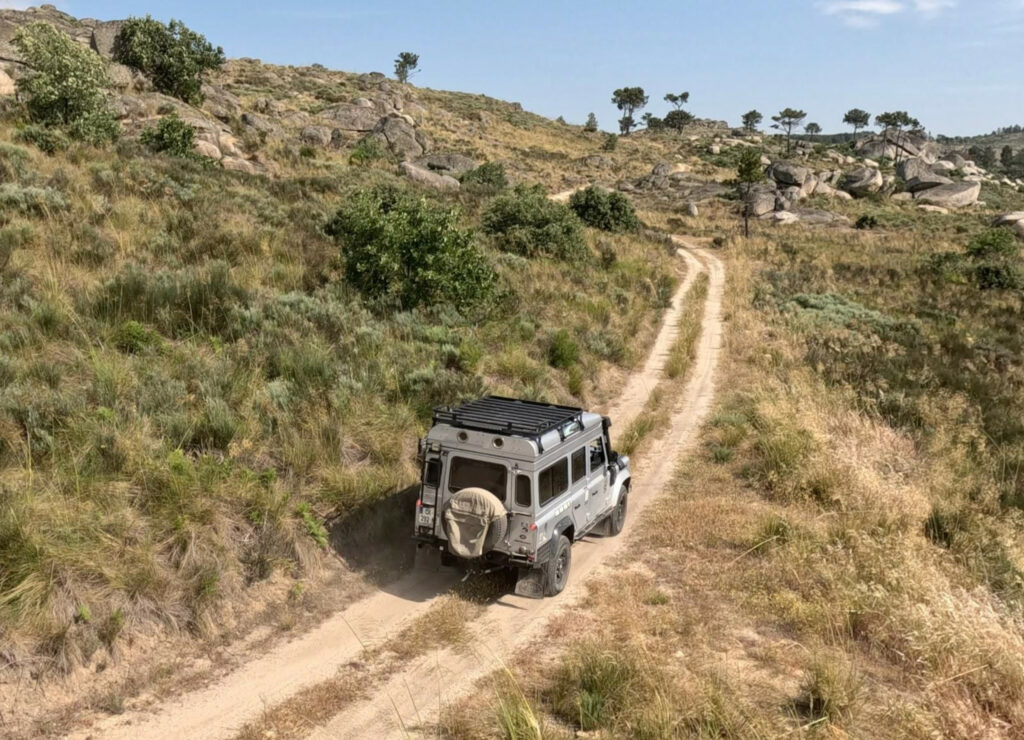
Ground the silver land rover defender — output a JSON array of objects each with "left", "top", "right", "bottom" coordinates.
[{"left": 413, "top": 396, "right": 631, "bottom": 597}]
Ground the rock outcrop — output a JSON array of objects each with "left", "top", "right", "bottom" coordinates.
[
  {"left": 897, "top": 158, "right": 952, "bottom": 192},
  {"left": 913, "top": 181, "right": 981, "bottom": 208},
  {"left": 400, "top": 161, "right": 460, "bottom": 191},
  {"left": 841, "top": 167, "right": 884, "bottom": 197}
]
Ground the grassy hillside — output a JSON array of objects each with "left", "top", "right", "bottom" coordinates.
[
  {"left": 0, "top": 98, "right": 678, "bottom": 685},
  {"left": 442, "top": 170, "right": 1024, "bottom": 738}
]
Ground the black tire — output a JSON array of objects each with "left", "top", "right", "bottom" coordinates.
[
  {"left": 543, "top": 535, "right": 572, "bottom": 596},
  {"left": 440, "top": 549, "right": 458, "bottom": 567},
  {"left": 606, "top": 491, "right": 628, "bottom": 537}
]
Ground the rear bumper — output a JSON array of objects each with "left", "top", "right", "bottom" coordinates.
[{"left": 413, "top": 533, "right": 537, "bottom": 568}]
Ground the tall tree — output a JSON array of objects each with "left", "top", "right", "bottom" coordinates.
[
  {"left": 641, "top": 112, "right": 664, "bottom": 130},
  {"left": 875, "top": 111, "right": 916, "bottom": 165},
  {"left": 741, "top": 109, "right": 763, "bottom": 133},
  {"left": 393, "top": 51, "right": 419, "bottom": 83},
  {"left": 843, "top": 108, "right": 871, "bottom": 139},
  {"left": 664, "top": 92, "right": 690, "bottom": 110},
  {"left": 736, "top": 148, "right": 766, "bottom": 238},
  {"left": 771, "top": 108, "right": 807, "bottom": 154},
  {"left": 612, "top": 87, "right": 648, "bottom": 135},
  {"left": 1002, "top": 145, "right": 1015, "bottom": 170},
  {"left": 804, "top": 122, "right": 822, "bottom": 141},
  {"left": 664, "top": 109, "right": 694, "bottom": 133},
  {"left": 584, "top": 112, "right": 598, "bottom": 133}
]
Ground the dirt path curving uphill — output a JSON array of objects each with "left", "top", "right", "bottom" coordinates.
[
  {"left": 306, "top": 238, "right": 724, "bottom": 738},
  {"left": 74, "top": 241, "right": 712, "bottom": 740}
]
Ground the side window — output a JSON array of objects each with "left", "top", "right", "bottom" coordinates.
[
  {"left": 538, "top": 458, "right": 569, "bottom": 507},
  {"left": 588, "top": 438, "right": 606, "bottom": 471},
  {"left": 571, "top": 447, "right": 586, "bottom": 484},
  {"left": 515, "top": 475, "right": 532, "bottom": 507}
]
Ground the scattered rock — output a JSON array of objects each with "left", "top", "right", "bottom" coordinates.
[
  {"left": 791, "top": 208, "right": 850, "bottom": 225},
  {"left": 897, "top": 158, "right": 953, "bottom": 192},
  {"left": 686, "top": 202, "right": 699, "bottom": 217},
  {"left": 194, "top": 140, "right": 221, "bottom": 160},
  {"left": 420, "top": 153, "right": 478, "bottom": 175},
  {"left": 932, "top": 160, "right": 957, "bottom": 173},
  {"left": 766, "top": 211, "right": 800, "bottom": 225},
  {"left": 221, "top": 157, "right": 265, "bottom": 176},
  {"left": 400, "top": 161, "right": 459, "bottom": 191},
  {"left": 768, "top": 161, "right": 811, "bottom": 188},
  {"left": 0, "top": 68, "right": 13, "bottom": 96},
  {"left": 241, "top": 112, "right": 280, "bottom": 136},
  {"left": 917, "top": 204, "right": 949, "bottom": 214},
  {"left": 892, "top": 192, "right": 913, "bottom": 202},
  {"left": 373, "top": 115, "right": 428, "bottom": 159},
  {"left": 913, "top": 181, "right": 981, "bottom": 208},
  {"left": 299, "top": 125, "right": 334, "bottom": 148},
  {"left": 745, "top": 185, "right": 777, "bottom": 217},
  {"left": 89, "top": 20, "right": 123, "bottom": 58},
  {"left": 582, "top": 155, "right": 613, "bottom": 169},
  {"left": 841, "top": 167, "right": 884, "bottom": 197},
  {"left": 322, "top": 103, "right": 382, "bottom": 132}
]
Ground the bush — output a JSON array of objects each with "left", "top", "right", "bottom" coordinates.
[
  {"left": 966, "top": 228, "right": 1018, "bottom": 259},
  {"left": 325, "top": 186, "right": 495, "bottom": 310},
  {"left": 113, "top": 16, "right": 224, "bottom": 104},
  {"left": 568, "top": 186, "right": 639, "bottom": 232},
  {"left": 348, "top": 136, "right": 385, "bottom": 165},
  {"left": 12, "top": 22, "right": 119, "bottom": 145},
  {"left": 482, "top": 185, "right": 588, "bottom": 261},
  {"left": 548, "top": 329, "right": 580, "bottom": 368},
  {"left": 460, "top": 161, "right": 508, "bottom": 191},
  {"left": 15, "top": 124, "right": 70, "bottom": 155},
  {"left": 854, "top": 214, "right": 878, "bottom": 230},
  {"left": 140, "top": 113, "right": 197, "bottom": 158},
  {"left": 602, "top": 133, "right": 618, "bottom": 151}
]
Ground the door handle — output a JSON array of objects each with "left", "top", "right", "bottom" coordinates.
[{"left": 573, "top": 504, "right": 581, "bottom": 510}]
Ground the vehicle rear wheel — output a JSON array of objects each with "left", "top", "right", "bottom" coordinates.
[
  {"left": 543, "top": 535, "right": 572, "bottom": 596},
  {"left": 606, "top": 491, "right": 628, "bottom": 537}
]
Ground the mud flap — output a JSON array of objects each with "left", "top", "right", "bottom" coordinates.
[{"left": 514, "top": 567, "right": 545, "bottom": 599}]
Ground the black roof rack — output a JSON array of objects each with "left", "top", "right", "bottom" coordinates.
[{"left": 433, "top": 396, "right": 584, "bottom": 447}]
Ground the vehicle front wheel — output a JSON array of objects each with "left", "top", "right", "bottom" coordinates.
[
  {"left": 543, "top": 535, "right": 572, "bottom": 596},
  {"left": 606, "top": 491, "right": 628, "bottom": 537}
]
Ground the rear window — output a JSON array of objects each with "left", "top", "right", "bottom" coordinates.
[
  {"left": 448, "top": 457, "right": 507, "bottom": 502},
  {"left": 515, "top": 475, "right": 532, "bottom": 507},
  {"left": 538, "top": 458, "right": 569, "bottom": 507}
]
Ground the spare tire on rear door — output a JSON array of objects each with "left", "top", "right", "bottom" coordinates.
[{"left": 442, "top": 487, "right": 508, "bottom": 559}]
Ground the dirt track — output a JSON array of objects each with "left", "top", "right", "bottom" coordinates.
[
  {"left": 76, "top": 238, "right": 722, "bottom": 740},
  {"left": 307, "top": 238, "right": 723, "bottom": 738}
]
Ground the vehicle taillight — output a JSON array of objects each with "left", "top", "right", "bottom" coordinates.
[{"left": 529, "top": 522, "right": 537, "bottom": 531}]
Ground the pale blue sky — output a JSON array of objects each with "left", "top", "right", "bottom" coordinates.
[{"left": 22, "top": 1, "right": 1024, "bottom": 136}]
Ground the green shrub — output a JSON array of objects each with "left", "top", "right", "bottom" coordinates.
[
  {"left": 12, "top": 22, "right": 119, "bottom": 145},
  {"left": 325, "top": 186, "right": 494, "bottom": 310},
  {"left": 602, "top": 133, "right": 618, "bottom": 151},
  {"left": 854, "top": 214, "right": 878, "bottom": 230},
  {"left": 548, "top": 329, "right": 580, "bottom": 368},
  {"left": 568, "top": 186, "right": 639, "bottom": 232},
  {"left": 140, "top": 113, "right": 197, "bottom": 158},
  {"left": 0, "top": 184, "right": 67, "bottom": 215},
  {"left": 460, "top": 161, "right": 508, "bottom": 191},
  {"left": 113, "top": 16, "right": 224, "bottom": 104},
  {"left": 482, "top": 185, "right": 588, "bottom": 261},
  {"left": 348, "top": 136, "right": 385, "bottom": 165},
  {"left": 15, "top": 125, "right": 70, "bottom": 155},
  {"left": 966, "top": 228, "right": 1018, "bottom": 259},
  {"left": 113, "top": 320, "right": 162, "bottom": 353}
]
